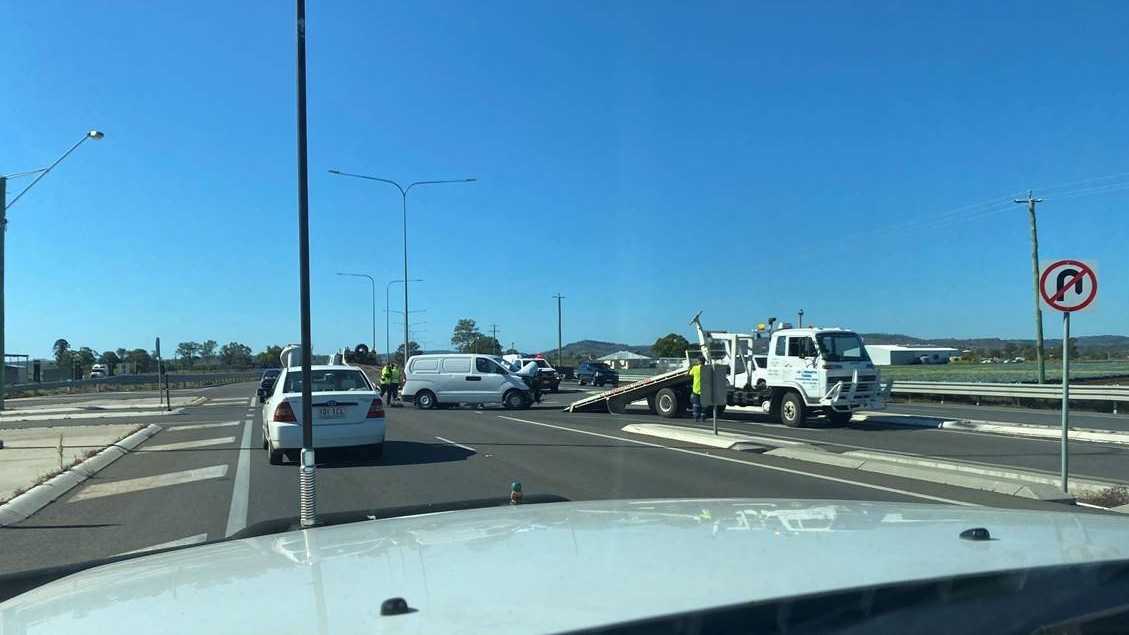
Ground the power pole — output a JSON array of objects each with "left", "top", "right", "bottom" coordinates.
[
  {"left": 489, "top": 323, "right": 500, "bottom": 355},
  {"left": 553, "top": 294, "right": 565, "bottom": 369},
  {"left": 1015, "top": 191, "right": 1046, "bottom": 383}
]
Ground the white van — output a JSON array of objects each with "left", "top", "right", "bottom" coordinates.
[{"left": 402, "top": 353, "right": 533, "bottom": 410}]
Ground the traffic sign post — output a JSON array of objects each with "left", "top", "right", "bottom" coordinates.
[{"left": 1039, "top": 259, "right": 1098, "bottom": 494}]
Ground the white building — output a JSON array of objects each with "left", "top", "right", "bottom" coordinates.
[
  {"left": 865, "top": 345, "right": 959, "bottom": 365},
  {"left": 597, "top": 350, "right": 655, "bottom": 370}
]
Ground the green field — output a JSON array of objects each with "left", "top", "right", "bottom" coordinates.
[{"left": 875, "top": 361, "right": 1129, "bottom": 383}]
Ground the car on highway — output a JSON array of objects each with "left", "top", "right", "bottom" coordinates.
[
  {"left": 260, "top": 364, "right": 385, "bottom": 464},
  {"left": 575, "top": 360, "right": 619, "bottom": 387},
  {"left": 402, "top": 353, "right": 533, "bottom": 409},
  {"left": 257, "top": 368, "right": 281, "bottom": 404}
]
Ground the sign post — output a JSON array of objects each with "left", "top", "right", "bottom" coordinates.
[
  {"left": 1039, "top": 259, "right": 1098, "bottom": 494},
  {"left": 155, "top": 337, "right": 164, "bottom": 410}
]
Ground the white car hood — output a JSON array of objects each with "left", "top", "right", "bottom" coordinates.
[{"left": 3, "top": 499, "right": 1129, "bottom": 634}]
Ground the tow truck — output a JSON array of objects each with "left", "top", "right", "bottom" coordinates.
[{"left": 564, "top": 312, "right": 885, "bottom": 426}]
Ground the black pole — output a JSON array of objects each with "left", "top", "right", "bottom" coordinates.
[{"left": 295, "top": 0, "right": 317, "bottom": 527}]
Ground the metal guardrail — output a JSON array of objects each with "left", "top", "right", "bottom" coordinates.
[
  {"left": 891, "top": 381, "right": 1129, "bottom": 410},
  {"left": 8, "top": 371, "right": 260, "bottom": 392}
]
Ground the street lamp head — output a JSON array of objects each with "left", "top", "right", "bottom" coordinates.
[
  {"left": 87, "top": 130, "right": 105, "bottom": 140},
  {"left": 328, "top": 169, "right": 341, "bottom": 174},
  {"left": 464, "top": 178, "right": 477, "bottom": 182}
]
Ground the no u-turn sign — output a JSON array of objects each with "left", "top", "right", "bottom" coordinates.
[{"left": 1040, "top": 259, "right": 1097, "bottom": 313}]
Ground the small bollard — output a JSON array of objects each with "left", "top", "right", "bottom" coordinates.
[{"left": 58, "top": 432, "right": 64, "bottom": 470}]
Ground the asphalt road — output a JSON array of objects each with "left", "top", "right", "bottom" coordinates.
[{"left": 5, "top": 382, "right": 1120, "bottom": 575}]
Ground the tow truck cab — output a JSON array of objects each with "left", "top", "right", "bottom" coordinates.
[{"left": 764, "top": 328, "right": 883, "bottom": 425}]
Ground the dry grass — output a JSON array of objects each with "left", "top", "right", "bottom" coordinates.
[
  {"left": 0, "top": 424, "right": 144, "bottom": 504},
  {"left": 1080, "top": 486, "right": 1129, "bottom": 508}
]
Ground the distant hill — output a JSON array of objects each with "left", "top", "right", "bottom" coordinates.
[{"left": 548, "top": 339, "right": 654, "bottom": 359}]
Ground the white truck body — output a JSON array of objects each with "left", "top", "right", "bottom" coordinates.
[{"left": 566, "top": 313, "right": 885, "bottom": 427}]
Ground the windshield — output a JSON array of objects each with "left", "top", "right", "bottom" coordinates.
[
  {"left": 283, "top": 369, "right": 371, "bottom": 392},
  {"left": 7, "top": 3, "right": 1129, "bottom": 625},
  {"left": 817, "top": 333, "right": 870, "bottom": 362}
]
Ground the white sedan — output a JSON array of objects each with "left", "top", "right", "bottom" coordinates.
[{"left": 261, "top": 364, "right": 386, "bottom": 465}]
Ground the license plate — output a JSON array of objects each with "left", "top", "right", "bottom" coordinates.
[{"left": 319, "top": 406, "right": 345, "bottom": 419}]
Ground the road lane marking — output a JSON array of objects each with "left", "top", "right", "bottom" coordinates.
[
  {"left": 434, "top": 435, "right": 478, "bottom": 452},
  {"left": 144, "top": 436, "right": 237, "bottom": 451},
  {"left": 70, "top": 465, "right": 229, "bottom": 502},
  {"left": 167, "top": 421, "right": 241, "bottom": 431},
  {"left": 497, "top": 415, "right": 977, "bottom": 507},
  {"left": 208, "top": 398, "right": 248, "bottom": 404},
  {"left": 118, "top": 533, "right": 208, "bottom": 556},
  {"left": 225, "top": 418, "right": 253, "bottom": 537},
  {"left": 247, "top": 396, "right": 255, "bottom": 407}
]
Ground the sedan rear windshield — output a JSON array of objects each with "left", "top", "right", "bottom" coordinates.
[{"left": 284, "top": 369, "right": 371, "bottom": 393}]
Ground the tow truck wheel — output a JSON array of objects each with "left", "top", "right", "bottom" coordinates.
[
  {"left": 655, "top": 388, "right": 682, "bottom": 418},
  {"left": 827, "top": 410, "right": 853, "bottom": 426},
  {"left": 780, "top": 392, "right": 806, "bottom": 427},
  {"left": 646, "top": 395, "right": 657, "bottom": 414}
]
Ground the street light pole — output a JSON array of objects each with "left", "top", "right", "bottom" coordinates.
[
  {"left": 1, "top": 129, "right": 104, "bottom": 412},
  {"left": 336, "top": 273, "right": 376, "bottom": 356},
  {"left": 328, "top": 170, "right": 475, "bottom": 369},
  {"left": 295, "top": 0, "right": 316, "bottom": 528}
]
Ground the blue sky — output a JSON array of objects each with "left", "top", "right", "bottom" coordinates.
[{"left": 3, "top": 1, "right": 1128, "bottom": 358}]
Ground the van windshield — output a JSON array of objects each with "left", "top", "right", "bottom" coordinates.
[{"left": 816, "top": 333, "right": 870, "bottom": 362}]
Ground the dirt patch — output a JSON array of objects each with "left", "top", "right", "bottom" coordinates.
[{"left": 1079, "top": 486, "right": 1129, "bottom": 508}]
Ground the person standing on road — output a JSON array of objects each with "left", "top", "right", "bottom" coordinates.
[
  {"left": 518, "top": 360, "right": 543, "bottom": 404},
  {"left": 689, "top": 357, "right": 704, "bottom": 422},
  {"left": 380, "top": 362, "right": 398, "bottom": 405}
]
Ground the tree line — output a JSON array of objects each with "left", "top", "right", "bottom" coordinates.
[{"left": 50, "top": 339, "right": 293, "bottom": 375}]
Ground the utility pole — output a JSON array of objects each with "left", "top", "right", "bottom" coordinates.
[
  {"left": 490, "top": 323, "right": 500, "bottom": 355},
  {"left": 0, "top": 176, "right": 5, "bottom": 411},
  {"left": 1015, "top": 191, "right": 1046, "bottom": 383},
  {"left": 553, "top": 294, "right": 565, "bottom": 369}
]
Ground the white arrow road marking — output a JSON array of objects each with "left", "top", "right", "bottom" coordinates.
[
  {"left": 144, "top": 436, "right": 236, "bottom": 451},
  {"left": 70, "top": 465, "right": 229, "bottom": 502},
  {"left": 117, "top": 533, "right": 208, "bottom": 556}
]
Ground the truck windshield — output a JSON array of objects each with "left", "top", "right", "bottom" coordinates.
[{"left": 816, "top": 333, "right": 869, "bottom": 362}]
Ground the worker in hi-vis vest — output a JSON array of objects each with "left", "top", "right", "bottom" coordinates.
[{"left": 688, "top": 357, "right": 705, "bottom": 422}]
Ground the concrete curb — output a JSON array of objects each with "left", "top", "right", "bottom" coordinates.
[
  {"left": 0, "top": 423, "right": 163, "bottom": 527},
  {"left": 938, "top": 419, "right": 1129, "bottom": 445},
  {"left": 859, "top": 410, "right": 1129, "bottom": 445},
  {"left": 620, "top": 423, "right": 799, "bottom": 451},
  {"left": 763, "top": 445, "right": 1076, "bottom": 503}
]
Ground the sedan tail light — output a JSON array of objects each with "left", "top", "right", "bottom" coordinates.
[
  {"left": 367, "top": 398, "right": 385, "bottom": 419},
  {"left": 273, "top": 402, "right": 297, "bottom": 422}
]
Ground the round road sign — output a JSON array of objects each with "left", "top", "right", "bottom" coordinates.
[{"left": 1039, "top": 259, "right": 1097, "bottom": 313}]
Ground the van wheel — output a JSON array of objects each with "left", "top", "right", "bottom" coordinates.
[
  {"left": 655, "top": 388, "right": 682, "bottom": 418},
  {"left": 415, "top": 390, "right": 437, "bottom": 410},
  {"left": 503, "top": 390, "right": 527, "bottom": 410},
  {"left": 780, "top": 392, "right": 806, "bottom": 427}
]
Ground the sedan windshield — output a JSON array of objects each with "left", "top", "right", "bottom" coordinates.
[
  {"left": 284, "top": 370, "right": 371, "bottom": 392},
  {"left": 816, "top": 333, "right": 870, "bottom": 362}
]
